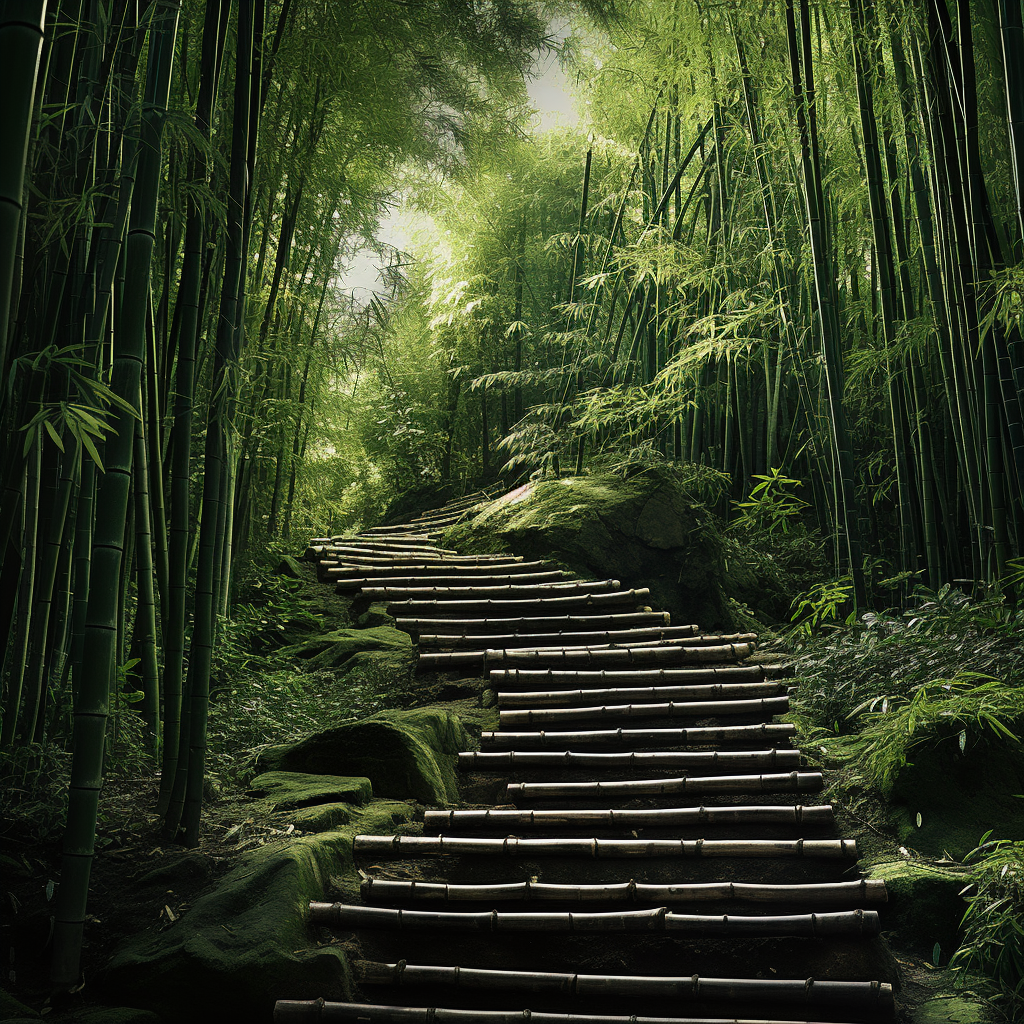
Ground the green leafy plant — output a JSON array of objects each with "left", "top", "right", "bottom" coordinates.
[
  {"left": 789, "top": 577, "right": 855, "bottom": 638},
  {"left": 731, "top": 468, "right": 810, "bottom": 536},
  {"left": 851, "top": 675, "right": 1024, "bottom": 794},
  {"left": 952, "top": 834, "right": 1024, "bottom": 1013}
]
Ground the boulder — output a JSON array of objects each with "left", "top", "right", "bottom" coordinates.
[
  {"left": 256, "top": 708, "right": 471, "bottom": 803},
  {"left": 247, "top": 771, "right": 372, "bottom": 810},
  {"left": 99, "top": 801, "right": 416, "bottom": 1021},
  {"left": 913, "top": 995, "right": 996, "bottom": 1023},
  {"left": 867, "top": 859, "right": 970, "bottom": 961},
  {"left": 444, "top": 469, "right": 731, "bottom": 630},
  {"left": 283, "top": 626, "right": 413, "bottom": 673}
]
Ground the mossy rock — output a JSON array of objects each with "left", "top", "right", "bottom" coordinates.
[
  {"left": 247, "top": 771, "right": 372, "bottom": 810},
  {"left": 0, "top": 987, "right": 39, "bottom": 1019},
  {"left": 257, "top": 708, "right": 470, "bottom": 803},
  {"left": 445, "top": 469, "right": 730, "bottom": 630},
  {"left": 283, "top": 626, "right": 412, "bottom": 672},
  {"left": 99, "top": 831, "right": 354, "bottom": 1020},
  {"left": 275, "top": 554, "right": 305, "bottom": 579},
  {"left": 867, "top": 859, "right": 970, "bottom": 960},
  {"left": 887, "top": 736, "right": 1024, "bottom": 860},
  {"left": 287, "top": 802, "right": 353, "bottom": 832},
  {"left": 913, "top": 995, "right": 997, "bottom": 1023},
  {"left": 99, "top": 800, "right": 416, "bottom": 1021}
]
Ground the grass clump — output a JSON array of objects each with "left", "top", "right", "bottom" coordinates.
[{"left": 952, "top": 836, "right": 1024, "bottom": 1014}]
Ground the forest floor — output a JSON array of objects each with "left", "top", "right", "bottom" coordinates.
[{"left": 0, "top": 546, "right": 1009, "bottom": 1023}]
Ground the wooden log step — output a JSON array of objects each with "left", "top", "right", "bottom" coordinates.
[
  {"left": 359, "top": 878, "right": 888, "bottom": 907},
  {"left": 491, "top": 665, "right": 771, "bottom": 687},
  {"left": 489, "top": 642, "right": 756, "bottom": 669},
  {"left": 317, "top": 544, "right": 459, "bottom": 559},
  {"left": 329, "top": 561, "right": 559, "bottom": 580},
  {"left": 407, "top": 612, "right": 672, "bottom": 642},
  {"left": 330, "top": 552, "right": 525, "bottom": 566},
  {"left": 275, "top": 1000, "right": 884, "bottom": 1024},
  {"left": 387, "top": 590, "right": 651, "bottom": 617},
  {"left": 353, "top": 835, "right": 860, "bottom": 859},
  {"left": 422, "top": 805, "right": 834, "bottom": 832},
  {"left": 497, "top": 681, "right": 784, "bottom": 708},
  {"left": 358, "top": 580, "right": 622, "bottom": 601},
  {"left": 480, "top": 723, "right": 798, "bottom": 750},
  {"left": 336, "top": 571, "right": 570, "bottom": 591},
  {"left": 351, "top": 533, "right": 441, "bottom": 543},
  {"left": 311, "top": 903, "right": 879, "bottom": 937},
  {"left": 498, "top": 695, "right": 789, "bottom": 727},
  {"left": 350, "top": 962, "right": 895, "bottom": 1012},
  {"left": 419, "top": 624, "right": 701, "bottom": 649},
  {"left": 505, "top": 771, "right": 823, "bottom": 801},
  {"left": 458, "top": 749, "right": 802, "bottom": 771}
]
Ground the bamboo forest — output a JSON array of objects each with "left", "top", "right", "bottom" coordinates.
[{"left": 4, "top": 0, "right": 1024, "bottom": 1021}]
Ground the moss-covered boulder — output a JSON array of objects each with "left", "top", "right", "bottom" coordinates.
[
  {"left": 257, "top": 708, "right": 471, "bottom": 803},
  {"left": 283, "top": 626, "right": 412, "bottom": 673},
  {"left": 867, "top": 859, "right": 970, "bottom": 961},
  {"left": 445, "top": 469, "right": 730, "bottom": 629},
  {"left": 913, "top": 996, "right": 996, "bottom": 1023},
  {"left": 247, "top": 771, "right": 372, "bottom": 810},
  {"left": 886, "top": 737, "right": 1024, "bottom": 860},
  {"left": 98, "top": 801, "right": 417, "bottom": 1021}
]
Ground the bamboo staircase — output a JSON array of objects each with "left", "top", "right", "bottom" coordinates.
[{"left": 276, "top": 489, "right": 895, "bottom": 1024}]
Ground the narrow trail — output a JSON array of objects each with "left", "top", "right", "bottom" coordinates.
[{"left": 276, "top": 490, "right": 895, "bottom": 1024}]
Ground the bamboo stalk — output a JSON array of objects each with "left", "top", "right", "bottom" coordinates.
[
  {"left": 419, "top": 624, "right": 700, "bottom": 648},
  {"left": 312, "top": 903, "right": 878, "bottom": 937},
  {"left": 480, "top": 723, "right": 797, "bottom": 750},
  {"left": 497, "top": 681, "right": 783, "bottom": 708},
  {"left": 360, "top": 878, "right": 888, "bottom": 907},
  {"left": 423, "top": 805, "right": 833, "bottom": 832},
  {"left": 336, "top": 571, "right": 570, "bottom": 590},
  {"left": 353, "top": 835, "right": 858, "bottom": 859},
  {"left": 491, "top": 666, "right": 772, "bottom": 687},
  {"left": 358, "top": 581, "right": 622, "bottom": 600},
  {"left": 407, "top": 613, "right": 672, "bottom": 640},
  {"left": 274, "top": 1001, "right": 884, "bottom": 1024},
  {"left": 458, "top": 749, "right": 801, "bottom": 771},
  {"left": 347, "top": 963, "right": 894, "bottom": 1009},
  {"left": 388, "top": 590, "right": 650, "bottom": 617},
  {"left": 499, "top": 695, "right": 788, "bottom": 727},
  {"left": 505, "top": 771, "right": 822, "bottom": 801}
]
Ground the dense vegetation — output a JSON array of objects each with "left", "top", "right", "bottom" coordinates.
[{"left": 3, "top": 0, "right": 1024, "bottom": 1008}]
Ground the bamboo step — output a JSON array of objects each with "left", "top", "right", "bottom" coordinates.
[
  {"left": 504, "top": 771, "right": 823, "bottom": 802},
  {"left": 331, "top": 553, "right": 525, "bottom": 566},
  {"left": 353, "top": 835, "right": 859, "bottom": 859},
  {"left": 316, "top": 544, "right": 460, "bottom": 560},
  {"left": 359, "top": 878, "right": 888, "bottom": 907},
  {"left": 423, "top": 805, "right": 834, "bottom": 833},
  {"left": 336, "top": 571, "right": 570, "bottom": 590},
  {"left": 352, "top": 962, "right": 896, "bottom": 1011},
  {"left": 458, "top": 749, "right": 802, "bottom": 771},
  {"left": 311, "top": 903, "right": 879, "bottom": 937},
  {"left": 480, "top": 723, "right": 798, "bottom": 749},
  {"left": 496, "top": 681, "right": 784, "bottom": 708},
  {"left": 387, "top": 590, "right": 651, "bottom": 617},
  {"left": 490, "top": 665, "right": 776, "bottom": 687},
  {"left": 498, "top": 695, "right": 789, "bottom": 728},
  {"left": 487, "top": 642, "right": 756, "bottom": 669},
  {"left": 406, "top": 612, "right": 672, "bottom": 641},
  {"left": 356, "top": 581, "right": 622, "bottom": 602},
  {"left": 329, "top": 561, "right": 560, "bottom": 580},
  {"left": 419, "top": 624, "right": 702, "bottom": 648},
  {"left": 275, "top": 1001, "right": 885, "bottom": 1024}
]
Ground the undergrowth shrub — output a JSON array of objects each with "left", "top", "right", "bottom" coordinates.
[{"left": 952, "top": 836, "right": 1024, "bottom": 1013}]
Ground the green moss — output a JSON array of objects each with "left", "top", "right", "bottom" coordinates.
[
  {"left": 867, "top": 859, "right": 970, "bottom": 959},
  {"left": 283, "top": 625, "right": 412, "bottom": 672},
  {"left": 257, "top": 707, "right": 471, "bottom": 803},
  {"left": 913, "top": 996, "right": 996, "bottom": 1023},
  {"left": 247, "top": 771, "right": 372, "bottom": 809},
  {"left": 99, "top": 799, "right": 417, "bottom": 1021},
  {"left": 287, "top": 802, "right": 353, "bottom": 831},
  {"left": 445, "top": 469, "right": 730, "bottom": 630}
]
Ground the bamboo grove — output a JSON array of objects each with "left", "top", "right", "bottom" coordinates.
[
  {"left": 358, "top": 0, "right": 1024, "bottom": 608},
  {"left": 0, "top": 0, "right": 581, "bottom": 988}
]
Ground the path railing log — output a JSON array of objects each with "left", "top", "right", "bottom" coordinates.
[{"left": 275, "top": 490, "right": 895, "bottom": 1024}]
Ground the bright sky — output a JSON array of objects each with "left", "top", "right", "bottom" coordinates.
[{"left": 340, "top": 33, "right": 578, "bottom": 301}]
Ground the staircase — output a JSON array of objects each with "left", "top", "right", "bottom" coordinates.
[{"left": 276, "top": 488, "right": 895, "bottom": 1024}]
